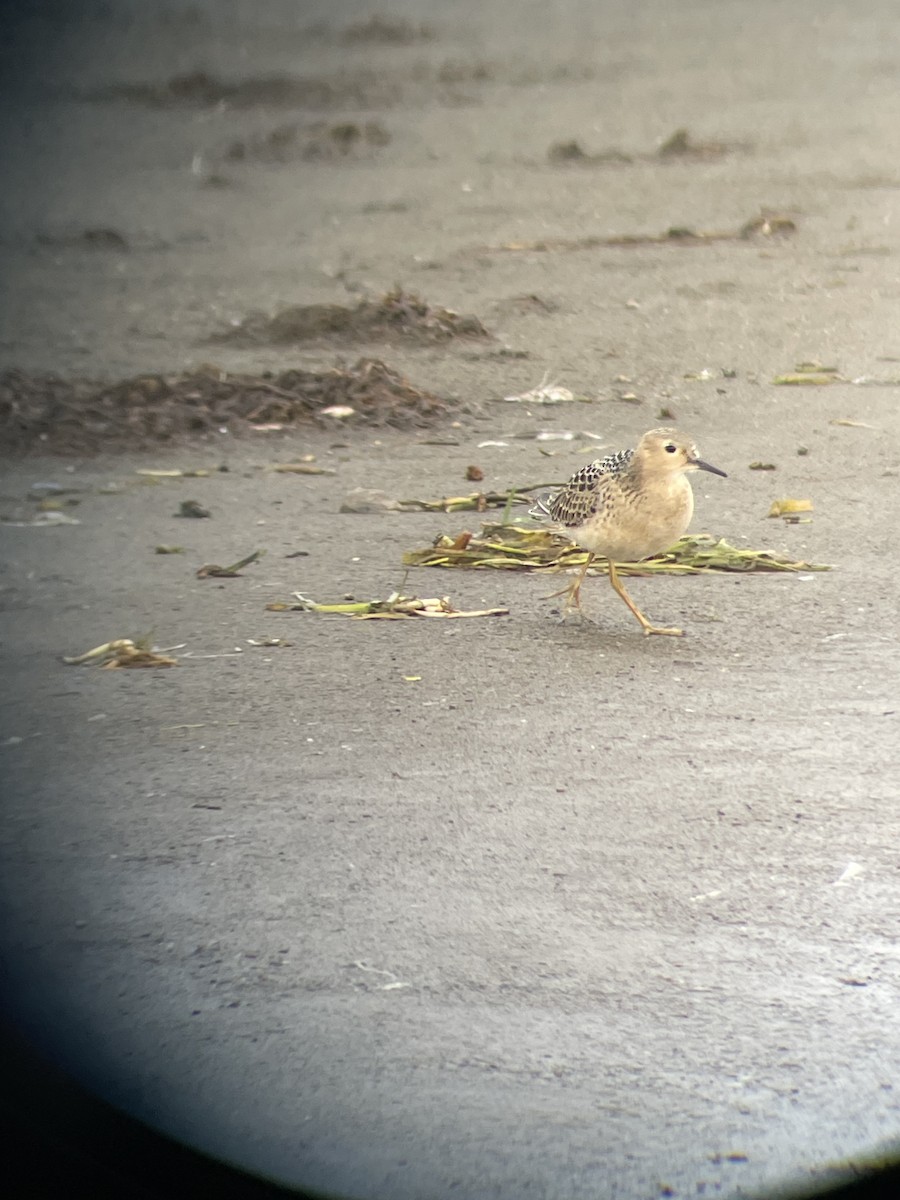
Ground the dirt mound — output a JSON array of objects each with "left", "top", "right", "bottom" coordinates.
[
  {"left": 86, "top": 69, "right": 399, "bottom": 111},
  {"left": 211, "top": 288, "right": 492, "bottom": 347},
  {"left": 0, "top": 359, "right": 455, "bottom": 453}
]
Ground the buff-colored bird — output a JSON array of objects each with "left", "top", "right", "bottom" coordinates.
[{"left": 532, "top": 428, "right": 727, "bottom": 636}]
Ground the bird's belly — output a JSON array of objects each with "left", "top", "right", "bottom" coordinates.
[{"left": 574, "top": 487, "right": 693, "bottom": 562}]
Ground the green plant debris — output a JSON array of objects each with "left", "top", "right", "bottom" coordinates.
[
  {"left": 155, "top": 544, "right": 186, "bottom": 554},
  {"left": 267, "top": 462, "right": 336, "bottom": 475},
  {"left": 398, "top": 486, "right": 557, "bottom": 514},
  {"left": 403, "top": 523, "right": 830, "bottom": 574},
  {"left": 773, "top": 362, "right": 844, "bottom": 385},
  {"left": 266, "top": 592, "right": 509, "bottom": 619}
]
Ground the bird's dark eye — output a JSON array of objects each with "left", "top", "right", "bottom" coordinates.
[{"left": 664, "top": 443, "right": 677, "bottom": 453}]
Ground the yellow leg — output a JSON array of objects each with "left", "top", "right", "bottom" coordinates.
[
  {"left": 543, "top": 552, "right": 594, "bottom": 614},
  {"left": 608, "top": 560, "right": 684, "bottom": 637}
]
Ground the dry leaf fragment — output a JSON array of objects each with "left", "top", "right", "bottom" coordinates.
[
  {"left": 503, "top": 384, "right": 582, "bottom": 404},
  {"left": 267, "top": 462, "right": 336, "bottom": 474},
  {"left": 768, "top": 498, "right": 813, "bottom": 518},
  {"left": 772, "top": 373, "right": 839, "bottom": 386},
  {"left": 137, "top": 468, "right": 211, "bottom": 478},
  {"left": 196, "top": 549, "right": 265, "bottom": 577},
  {"left": 63, "top": 639, "right": 178, "bottom": 668},
  {"left": 829, "top": 418, "right": 875, "bottom": 428},
  {"left": 266, "top": 592, "right": 508, "bottom": 619}
]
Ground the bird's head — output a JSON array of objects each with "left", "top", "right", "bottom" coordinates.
[{"left": 637, "top": 428, "right": 727, "bottom": 478}]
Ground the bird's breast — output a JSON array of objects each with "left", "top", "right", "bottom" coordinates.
[{"left": 575, "top": 474, "right": 695, "bottom": 561}]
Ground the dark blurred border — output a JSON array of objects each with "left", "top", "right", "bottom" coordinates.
[
  {"left": 0, "top": 1013, "right": 328, "bottom": 1200},
  {"left": 2, "top": 1005, "right": 898, "bottom": 1200}
]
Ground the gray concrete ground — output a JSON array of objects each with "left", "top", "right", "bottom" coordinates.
[{"left": 1, "top": 2, "right": 899, "bottom": 1197}]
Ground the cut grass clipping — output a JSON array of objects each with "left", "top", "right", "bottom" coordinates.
[{"left": 403, "top": 523, "right": 830, "bottom": 574}]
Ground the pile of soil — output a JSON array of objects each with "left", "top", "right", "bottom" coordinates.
[
  {"left": 223, "top": 120, "right": 391, "bottom": 164},
  {"left": 86, "top": 69, "right": 400, "bottom": 111},
  {"left": 212, "top": 287, "right": 492, "bottom": 346},
  {"left": 0, "top": 358, "right": 455, "bottom": 453}
]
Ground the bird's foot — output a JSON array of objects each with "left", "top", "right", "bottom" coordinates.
[
  {"left": 641, "top": 623, "right": 684, "bottom": 637},
  {"left": 543, "top": 583, "right": 585, "bottom": 616}
]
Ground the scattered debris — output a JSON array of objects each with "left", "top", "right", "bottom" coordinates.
[
  {"left": 403, "top": 524, "right": 830, "bottom": 573},
  {"left": 740, "top": 213, "right": 796, "bottom": 238},
  {"left": 849, "top": 374, "right": 900, "bottom": 387},
  {"left": 773, "top": 362, "right": 843, "bottom": 385},
  {"left": 829, "top": 418, "right": 875, "bottom": 428},
  {"left": 266, "top": 462, "right": 336, "bottom": 475},
  {"left": 768, "top": 498, "right": 814, "bottom": 520},
  {"left": 211, "top": 287, "right": 491, "bottom": 346},
  {"left": 177, "top": 499, "right": 211, "bottom": 518},
  {"left": 340, "top": 488, "right": 410, "bottom": 513},
  {"left": 196, "top": 549, "right": 265, "bottom": 578},
  {"left": 774, "top": 364, "right": 900, "bottom": 388},
  {"left": 246, "top": 636, "right": 293, "bottom": 648},
  {"left": 1, "top": 510, "right": 80, "bottom": 527},
  {"left": 657, "top": 127, "right": 748, "bottom": 160},
  {"left": 492, "top": 293, "right": 559, "bottom": 316},
  {"left": 546, "top": 128, "right": 748, "bottom": 167},
  {"left": 224, "top": 120, "right": 390, "bottom": 164},
  {"left": 547, "top": 139, "right": 631, "bottom": 165},
  {"left": 155, "top": 545, "right": 185, "bottom": 554},
  {"left": 340, "top": 14, "right": 434, "bottom": 44},
  {"left": 266, "top": 592, "right": 509, "bottom": 620},
  {"left": 0, "top": 359, "right": 455, "bottom": 451},
  {"left": 85, "top": 69, "right": 399, "bottom": 112},
  {"left": 341, "top": 484, "right": 554, "bottom": 514},
  {"left": 137, "top": 467, "right": 211, "bottom": 478},
  {"left": 475, "top": 211, "right": 797, "bottom": 255},
  {"left": 503, "top": 378, "right": 586, "bottom": 404},
  {"left": 684, "top": 368, "right": 716, "bottom": 381},
  {"left": 832, "top": 861, "right": 864, "bottom": 887},
  {"left": 465, "top": 465, "right": 485, "bottom": 482},
  {"left": 748, "top": 462, "right": 777, "bottom": 470},
  {"left": 63, "top": 638, "right": 178, "bottom": 668}
]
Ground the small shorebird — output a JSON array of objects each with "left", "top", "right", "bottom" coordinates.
[{"left": 532, "top": 428, "right": 727, "bottom": 636}]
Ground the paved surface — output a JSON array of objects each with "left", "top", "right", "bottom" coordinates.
[{"left": 2, "top": 2, "right": 899, "bottom": 1197}]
